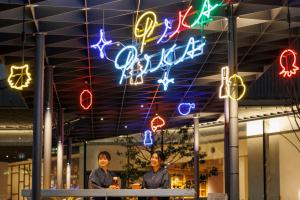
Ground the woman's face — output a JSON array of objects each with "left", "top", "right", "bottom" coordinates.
[
  {"left": 98, "top": 155, "right": 110, "bottom": 168},
  {"left": 150, "top": 153, "right": 162, "bottom": 168}
]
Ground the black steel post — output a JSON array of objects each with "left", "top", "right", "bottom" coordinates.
[
  {"left": 84, "top": 141, "right": 87, "bottom": 189},
  {"left": 263, "top": 120, "right": 269, "bottom": 200},
  {"left": 32, "top": 33, "right": 45, "bottom": 200},
  {"left": 194, "top": 116, "right": 199, "bottom": 200}
]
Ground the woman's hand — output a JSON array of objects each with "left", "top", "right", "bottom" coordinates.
[{"left": 109, "top": 185, "right": 120, "bottom": 189}]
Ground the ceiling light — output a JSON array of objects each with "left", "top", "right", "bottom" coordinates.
[
  {"left": 124, "top": 125, "right": 127, "bottom": 129},
  {"left": 140, "top": 104, "right": 144, "bottom": 108},
  {"left": 100, "top": 117, "right": 104, "bottom": 121}
]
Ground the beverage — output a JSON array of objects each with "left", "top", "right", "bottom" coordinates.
[{"left": 113, "top": 177, "right": 118, "bottom": 187}]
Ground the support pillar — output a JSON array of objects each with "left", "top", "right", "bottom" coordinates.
[
  {"left": 263, "top": 120, "right": 269, "bottom": 200},
  {"left": 43, "top": 65, "right": 53, "bottom": 189},
  {"left": 57, "top": 108, "right": 64, "bottom": 189},
  {"left": 228, "top": 4, "right": 239, "bottom": 200},
  {"left": 66, "top": 138, "right": 72, "bottom": 189},
  {"left": 32, "top": 33, "right": 45, "bottom": 200},
  {"left": 193, "top": 116, "right": 199, "bottom": 200},
  {"left": 84, "top": 141, "right": 87, "bottom": 189}
]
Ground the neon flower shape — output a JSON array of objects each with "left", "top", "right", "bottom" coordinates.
[
  {"left": 151, "top": 115, "right": 166, "bottom": 132},
  {"left": 228, "top": 74, "right": 246, "bottom": 101},
  {"left": 7, "top": 64, "right": 31, "bottom": 90},
  {"left": 91, "top": 29, "right": 112, "bottom": 59},
  {"left": 169, "top": 6, "right": 193, "bottom": 39},
  {"left": 143, "top": 130, "right": 153, "bottom": 146},
  {"left": 279, "top": 49, "right": 299, "bottom": 78},
  {"left": 178, "top": 103, "right": 196, "bottom": 116},
  {"left": 219, "top": 66, "right": 230, "bottom": 99},
  {"left": 191, "top": 0, "right": 219, "bottom": 27},
  {"left": 80, "top": 89, "right": 93, "bottom": 110}
]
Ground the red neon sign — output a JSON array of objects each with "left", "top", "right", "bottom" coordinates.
[
  {"left": 80, "top": 89, "right": 93, "bottom": 110},
  {"left": 151, "top": 115, "right": 166, "bottom": 132},
  {"left": 169, "top": 6, "right": 193, "bottom": 39},
  {"left": 279, "top": 49, "right": 299, "bottom": 78}
]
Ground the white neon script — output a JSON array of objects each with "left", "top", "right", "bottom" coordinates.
[{"left": 114, "top": 37, "right": 205, "bottom": 85}]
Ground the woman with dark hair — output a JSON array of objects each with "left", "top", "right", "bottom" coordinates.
[
  {"left": 89, "top": 151, "right": 120, "bottom": 200},
  {"left": 141, "top": 151, "right": 171, "bottom": 200}
]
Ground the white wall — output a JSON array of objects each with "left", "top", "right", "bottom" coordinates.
[{"left": 279, "top": 134, "right": 300, "bottom": 200}]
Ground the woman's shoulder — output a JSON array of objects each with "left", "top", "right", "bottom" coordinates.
[
  {"left": 160, "top": 167, "right": 169, "bottom": 174},
  {"left": 89, "top": 168, "right": 99, "bottom": 176}
]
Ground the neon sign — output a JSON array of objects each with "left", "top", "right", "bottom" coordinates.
[
  {"left": 158, "top": 71, "right": 174, "bottom": 91},
  {"left": 219, "top": 66, "right": 230, "bottom": 99},
  {"left": 114, "top": 37, "right": 205, "bottom": 85},
  {"left": 169, "top": 6, "right": 193, "bottom": 39},
  {"left": 191, "top": 0, "right": 219, "bottom": 28},
  {"left": 151, "top": 115, "right": 165, "bottom": 132},
  {"left": 91, "top": 2, "right": 220, "bottom": 90},
  {"left": 218, "top": 66, "right": 246, "bottom": 101},
  {"left": 143, "top": 130, "right": 153, "bottom": 146},
  {"left": 134, "top": 11, "right": 158, "bottom": 53},
  {"left": 279, "top": 49, "right": 299, "bottom": 78},
  {"left": 7, "top": 64, "right": 31, "bottom": 90},
  {"left": 157, "top": 19, "right": 172, "bottom": 44},
  {"left": 91, "top": 29, "right": 112, "bottom": 59},
  {"left": 80, "top": 89, "right": 93, "bottom": 110},
  {"left": 228, "top": 74, "right": 246, "bottom": 101},
  {"left": 178, "top": 103, "right": 195, "bottom": 116}
]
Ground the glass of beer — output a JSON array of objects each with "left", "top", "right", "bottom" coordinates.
[{"left": 113, "top": 177, "right": 118, "bottom": 187}]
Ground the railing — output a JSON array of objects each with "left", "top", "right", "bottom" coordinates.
[{"left": 22, "top": 189, "right": 195, "bottom": 199}]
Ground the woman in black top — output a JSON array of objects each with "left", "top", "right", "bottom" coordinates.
[
  {"left": 89, "top": 151, "right": 120, "bottom": 200},
  {"left": 141, "top": 151, "right": 171, "bottom": 200}
]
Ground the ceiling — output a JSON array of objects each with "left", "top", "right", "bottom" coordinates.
[{"left": 1, "top": 0, "right": 300, "bottom": 143}]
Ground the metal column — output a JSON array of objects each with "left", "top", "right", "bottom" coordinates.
[
  {"left": 193, "top": 116, "right": 199, "bottom": 200},
  {"left": 228, "top": 4, "right": 239, "bottom": 200},
  {"left": 57, "top": 108, "right": 64, "bottom": 189},
  {"left": 66, "top": 138, "right": 72, "bottom": 189},
  {"left": 83, "top": 141, "right": 87, "bottom": 189},
  {"left": 263, "top": 120, "right": 269, "bottom": 200},
  {"left": 224, "top": 98, "right": 230, "bottom": 196},
  {"left": 43, "top": 65, "right": 53, "bottom": 189},
  {"left": 32, "top": 33, "right": 45, "bottom": 200}
]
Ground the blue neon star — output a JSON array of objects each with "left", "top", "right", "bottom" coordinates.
[
  {"left": 91, "top": 29, "right": 112, "bottom": 59},
  {"left": 158, "top": 72, "right": 174, "bottom": 91}
]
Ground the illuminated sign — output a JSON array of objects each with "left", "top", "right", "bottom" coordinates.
[
  {"left": 114, "top": 37, "right": 205, "bottom": 85},
  {"left": 134, "top": 11, "right": 157, "bottom": 53},
  {"left": 279, "top": 49, "right": 299, "bottom": 78},
  {"left": 80, "top": 89, "right": 93, "bottom": 110},
  {"left": 219, "top": 66, "right": 230, "bottom": 99},
  {"left": 91, "top": 29, "right": 112, "bottom": 59},
  {"left": 143, "top": 130, "right": 153, "bottom": 146},
  {"left": 218, "top": 66, "right": 246, "bottom": 101},
  {"left": 191, "top": 0, "right": 219, "bottom": 27},
  {"left": 151, "top": 115, "right": 165, "bottom": 132},
  {"left": 91, "top": 2, "right": 220, "bottom": 90},
  {"left": 178, "top": 103, "right": 196, "bottom": 116},
  {"left": 7, "top": 64, "right": 31, "bottom": 90}
]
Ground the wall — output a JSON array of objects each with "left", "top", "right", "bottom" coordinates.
[
  {"left": 279, "top": 134, "right": 300, "bottom": 200},
  {"left": 0, "top": 162, "right": 8, "bottom": 200}
]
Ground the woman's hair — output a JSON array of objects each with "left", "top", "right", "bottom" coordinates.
[
  {"left": 151, "top": 150, "right": 165, "bottom": 161},
  {"left": 98, "top": 151, "right": 111, "bottom": 161}
]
